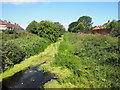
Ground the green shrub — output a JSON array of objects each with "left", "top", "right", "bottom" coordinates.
[
  {"left": 110, "top": 28, "right": 120, "bottom": 37},
  {"left": 2, "top": 41, "right": 26, "bottom": 71},
  {"left": 2, "top": 29, "right": 17, "bottom": 34},
  {"left": 26, "top": 20, "right": 66, "bottom": 42},
  {"left": 2, "top": 32, "right": 51, "bottom": 71}
]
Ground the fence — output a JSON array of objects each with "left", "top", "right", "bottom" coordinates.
[{"left": 80, "top": 28, "right": 112, "bottom": 35}]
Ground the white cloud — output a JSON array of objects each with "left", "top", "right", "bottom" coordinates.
[
  {"left": 0, "top": 0, "right": 119, "bottom": 5},
  {"left": 1, "top": 0, "right": 51, "bottom": 5}
]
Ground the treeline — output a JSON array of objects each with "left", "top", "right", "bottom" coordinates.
[
  {"left": 26, "top": 20, "right": 66, "bottom": 42},
  {"left": 68, "top": 16, "right": 120, "bottom": 37},
  {"left": 68, "top": 16, "right": 93, "bottom": 33}
]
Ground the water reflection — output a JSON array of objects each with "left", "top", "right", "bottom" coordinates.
[{"left": 2, "top": 64, "right": 57, "bottom": 88}]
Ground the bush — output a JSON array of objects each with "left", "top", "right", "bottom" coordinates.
[
  {"left": 2, "top": 29, "right": 17, "bottom": 34},
  {"left": 110, "top": 28, "right": 120, "bottom": 37},
  {"left": 2, "top": 32, "right": 51, "bottom": 71},
  {"left": 2, "top": 41, "right": 26, "bottom": 71},
  {"left": 26, "top": 20, "right": 66, "bottom": 42}
]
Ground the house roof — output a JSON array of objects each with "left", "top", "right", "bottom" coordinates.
[
  {"left": 93, "top": 26, "right": 101, "bottom": 30},
  {"left": 0, "top": 19, "right": 24, "bottom": 30}
]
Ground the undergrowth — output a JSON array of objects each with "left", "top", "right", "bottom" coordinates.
[{"left": 44, "top": 33, "right": 120, "bottom": 88}]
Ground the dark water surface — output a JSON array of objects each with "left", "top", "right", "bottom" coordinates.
[{"left": 2, "top": 64, "right": 57, "bottom": 88}]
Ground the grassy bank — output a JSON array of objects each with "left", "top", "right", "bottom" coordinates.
[
  {"left": 1, "top": 36, "right": 63, "bottom": 81},
  {"left": 41, "top": 33, "right": 119, "bottom": 88},
  {"left": 2, "top": 32, "right": 51, "bottom": 71}
]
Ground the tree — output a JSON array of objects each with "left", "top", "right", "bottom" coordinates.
[
  {"left": 26, "top": 20, "right": 65, "bottom": 42},
  {"left": 54, "top": 22, "right": 66, "bottom": 35},
  {"left": 68, "top": 21, "right": 78, "bottom": 32},
  {"left": 26, "top": 20, "right": 38, "bottom": 34},
  {"left": 76, "top": 22, "right": 85, "bottom": 32},
  {"left": 106, "top": 20, "right": 118, "bottom": 29},
  {"left": 37, "top": 21, "right": 65, "bottom": 42},
  {"left": 78, "top": 16, "right": 93, "bottom": 30}
]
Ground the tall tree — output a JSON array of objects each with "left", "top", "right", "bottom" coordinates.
[
  {"left": 68, "top": 21, "right": 78, "bottom": 32},
  {"left": 78, "top": 16, "right": 93, "bottom": 30},
  {"left": 76, "top": 22, "right": 85, "bottom": 32}
]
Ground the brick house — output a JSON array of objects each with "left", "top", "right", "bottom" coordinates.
[{"left": 0, "top": 19, "right": 24, "bottom": 31}]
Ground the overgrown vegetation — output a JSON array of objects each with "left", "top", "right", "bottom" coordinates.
[
  {"left": 26, "top": 20, "right": 66, "bottom": 42},
  {"left": 43, "top": 33, "right": 120, "bottom": 88},
  {"left": 1, "top": 37, "right": 62, "bottom": 81},
  {"left": 102, "top": 20, "right": 120, "bottom": 37},
  {"left": 2, "top": 32, "right": 51, "bottom": 71},
  {"left": 2, "top": 29, "right": 17, "bottom": 34}
]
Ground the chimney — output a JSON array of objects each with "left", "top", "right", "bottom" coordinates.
[
  {"left": 8, "top": 21, "right": 11, "bottom": 23},
  {"left": 14, "top": 23, "right": 16, "bottom": 25}
]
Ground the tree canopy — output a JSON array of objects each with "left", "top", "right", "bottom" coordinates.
[
  {"left": 26, "top": 20, "right": 38, "bottom": 34},
  {"left": 68, "top": 16, "right": 92, "bottom": 33},
  {"left": 26, "top": 20, "right": 66, "bottom": 42},
  {"left": 68, "top": 21, "right": 78, "bottom": 32},
  {"left": 78, "top": 16, "right": 93, "bottom": 30},
  {"left": 106, "top": 20, "right": 118, "bottom": 29},
  {"left": 76, "top": 22, "right": 85, "bottom": 32}
]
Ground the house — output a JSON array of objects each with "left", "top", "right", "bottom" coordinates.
[
  {"left": 0, "top": 19, "right": 24, "bottom": 31},
  {"left": 79, "top": 20, "right": 112, "bottom": 35},
  {"left": 92, "top": 20, "right": 110, "bottom": 30}
]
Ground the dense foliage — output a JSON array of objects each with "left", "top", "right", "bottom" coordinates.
[
  {"left": 26, "top": 20, "right": 66, "bottom": 42},
  {"left": 26, "top": 20, "right": 38, "bottom": 34},
  {"left": 2, "top": 29, "right": 17, "bottom": 34},
  {"left": 106, "top": 20, "right": 118, "bottom": 29},
  {"left": 68, "top": 16, "right": 93, "bottom": 32},
  {"left": 50, "top": 33, "right": 119, "bottom": 88},
  {"left": 2, "top": 32, "right": 51, "bottom": 71},
  {"left": 78, "top": 16, "right": 93, "bottom": 30},
  {"left": 102, "top": 20, "right": 120, "bottom": 37},
  {"left": 110, "top": 28, "right": 120, "bottom": 37},
  {"left": 2, "top": 41, "right": 26, "bottom": 71}
]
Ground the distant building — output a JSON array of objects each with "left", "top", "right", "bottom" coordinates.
[
  {"left": 79, "top": 20, "right": 113, "bottom": 35},
  {"left": 92, "top": 26, "right": 101, "bottom": 30},
  {"left": 93, "top": 20, "right": 111, "bottom": 30},
  {"left": 0, "top": 19, "right": 24, "bottom": 31}
]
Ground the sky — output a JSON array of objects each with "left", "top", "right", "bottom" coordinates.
[{"left": 0, "top": 2, "right": 119, "bottom": 29}]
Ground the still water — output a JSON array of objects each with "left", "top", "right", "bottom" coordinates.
[{"left": 2, "top": 64, "right": 57, "bottom": 89}]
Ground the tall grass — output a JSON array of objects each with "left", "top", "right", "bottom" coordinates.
[{"left": 45, "top": 33, "right": 119, "bottom": 88}]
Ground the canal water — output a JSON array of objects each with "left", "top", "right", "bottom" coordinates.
[{"left": 2, "top": 64, "right": 57, "bottom": 89}]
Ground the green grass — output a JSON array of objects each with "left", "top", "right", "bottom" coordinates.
[
  {"left": 42, "top": 33, "right": 120, "bottom": 88},
  {"left": 1, "top": 32, "right": 119, "bottom": 88},
  {"left": 2, "top": 32, "right": 51, "bottom": 71},
  {"left": 1, "top": 36, "right": 63, "bottom": 82}
]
